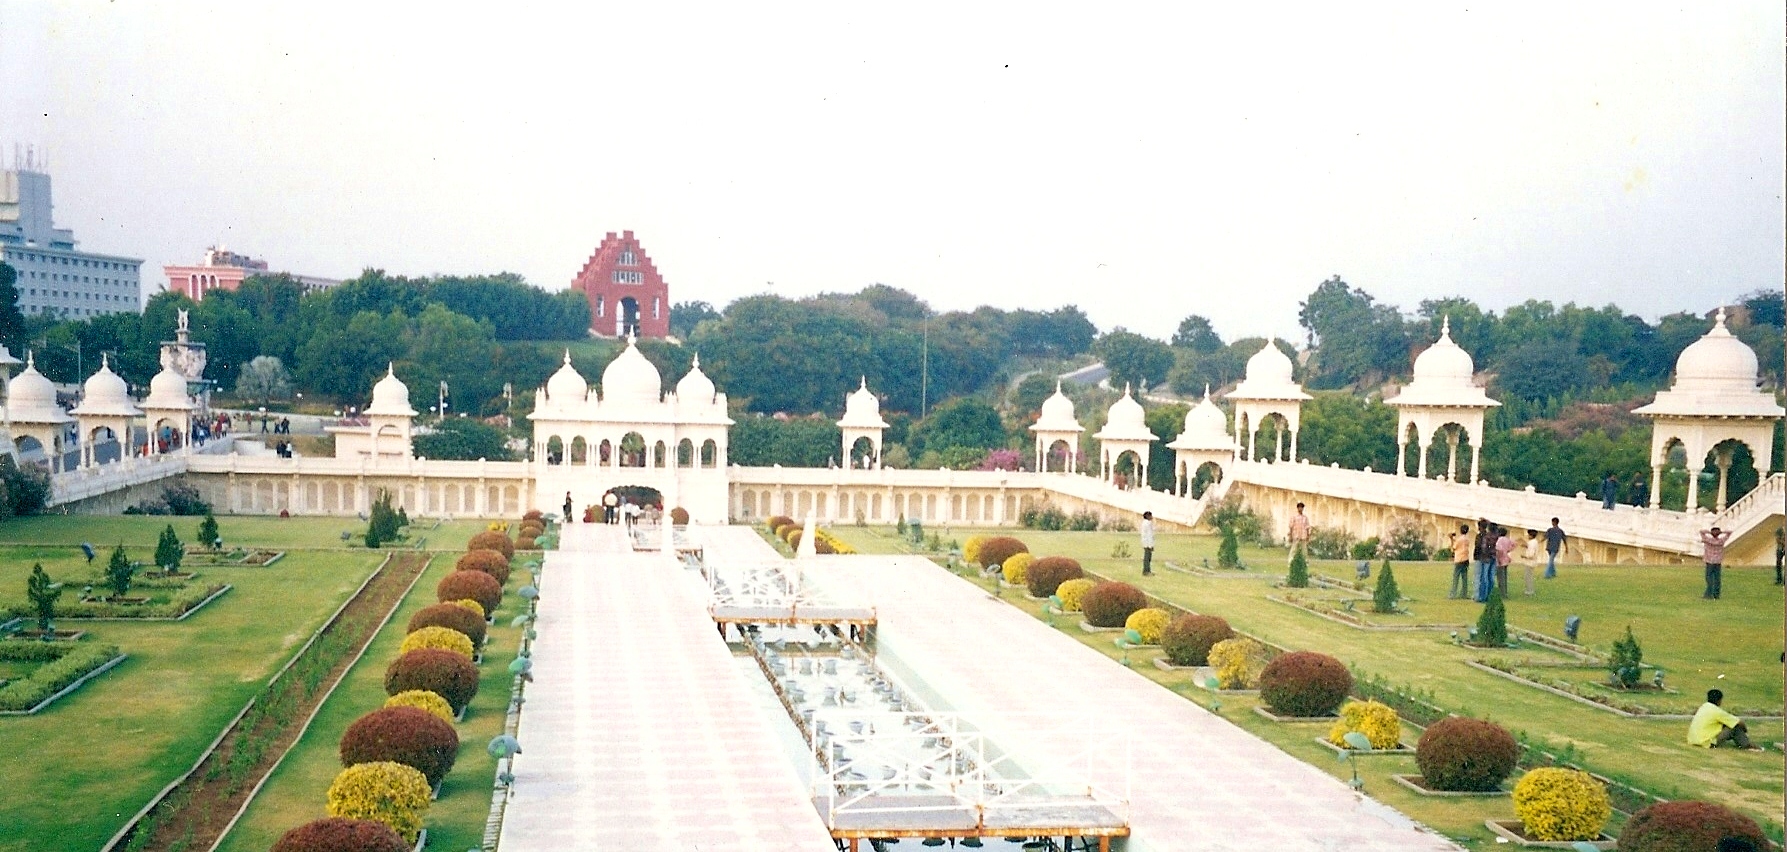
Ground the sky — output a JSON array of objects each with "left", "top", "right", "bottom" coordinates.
[{"left": 1, "top": 3, "right": 1781, "bottom": 344}]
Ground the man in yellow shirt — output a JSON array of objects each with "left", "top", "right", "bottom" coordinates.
[{"left": 1688, "top": 689, "right": 1758, "bottom": 749}]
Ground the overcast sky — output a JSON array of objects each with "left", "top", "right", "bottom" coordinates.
[{"left": 2, "top": 3, "right": 1780, "bottom": 343}]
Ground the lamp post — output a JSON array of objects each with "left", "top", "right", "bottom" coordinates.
[{"left": 438, "top": 381, "right": 449, "bottom": 423}]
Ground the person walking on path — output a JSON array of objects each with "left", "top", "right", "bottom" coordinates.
[
  {"left": 1774, "top": 526, "right": 1784, "bottom": 586},
  {"left": 1494, "top": 526, "right": 1515, "bottom": 598},
  {"left": 1286, "top": 503, "right": 1311, "bottom": 567},
  {"left": 1520, "top": 529, "right": 1540, "bottom": 595},
  {"left": 1473, "top": 519, "right": 1498, "bottom": 602},
  {"left": 563, "top": 491, "right": 574, "bottom": 524},
  {"left": 1544, "top": 518, "right": 1567, "bottom": 578},
  {"left": 1139, "top": 511, "right": 1156, "bottom": 576},
  {"left": 1600, "top": 473, "right": 1619, "bottom": 510},
  {"left": 1448, "top": 524, "right": 1472, "bottom": 599},
  {"left": 1700, "top": 526, "right": 1732, "bottom": 599},
  {"left": 1688, "top": 689, "right": 1760, "bottom": 750}
]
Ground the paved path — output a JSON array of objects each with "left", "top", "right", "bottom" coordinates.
[{"left": 498, "top": 523, "right": 836, "bottom": 851}]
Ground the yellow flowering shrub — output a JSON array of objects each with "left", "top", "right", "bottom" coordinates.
[
  {"left": 1208, "top": 637, "right": 1270, "bottom": 689},
  {"left": 487, "top": 521, "right": 509, "bottom": 532},
  {"left": 1512, "top": 768, "right": 1610, "bottom": 842},
  {"left": 1124, "top": 608, "right": 1171, "bottom": 645},
  {"left": 384, "top": 689, "right": 456, "bottom": 725},
  {"left": 962, "top": 535, "right": 987, "bottom": 566},
  {"left": 399, "top": 625, "right": 475, "bottom": 660},
  {"left": 326, "top": 761, "right": 431, "bottom": 842},
  {"left": 1002, "top": 552, "right": 1034, "bottom": 585},
  {"left": 1327, "top": 699, "right": 1402, "bottom": 749},
  {"left": 1056, "top": 578, "right": 1096, "bottom": 612},
  {"left": 449, "top": 598, "right": 485, "bottom": 619}
]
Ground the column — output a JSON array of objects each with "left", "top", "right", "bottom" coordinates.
[
  {"left": 1649, "top": 464, "right": 1664, "bottom": 509},
  {"left": 1396, "top": 436, "right": 1407, "bottom": 477},
  {"left": 1714, "top": 447, "right": 1733, "bottom": 512},
  {"left": 1469, "top": 443, "right": 1482, "bottom": 485},
  {"left": 1288, "top": 425, "right": 1299, "bottom": 464},
  {"left": 1274, "top": 423, "right": 1285, "bottom": 462},
  {"left": 1416, "top": 433, "right": 1429, "bottom": 480}
]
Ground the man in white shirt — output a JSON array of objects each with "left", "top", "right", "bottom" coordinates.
[
  {"left": 1140, "top": 511, "right": 1156, "bottom": 576},
  {"left": 1287, "top": 502, "right": 1311, "bottom": 566}
]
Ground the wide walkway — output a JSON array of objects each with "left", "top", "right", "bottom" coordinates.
[
  {"left": 498, "top": 523, "right": 835, "bottom": 851},
  {"left": 700, "top": 527, "right": 1462, "bottom": 852}
]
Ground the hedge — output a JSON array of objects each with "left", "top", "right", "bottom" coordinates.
[
  {"left": 455, "top": 549, "right": 511, "bottom": 585},
  {"left": 407, "top": 602, "right": 487, "bottom": 648},
  {"left": 467, "top": 530, "right": 515, "bottom": 560},
  {"left": 339, "top": 706, "right": 461, "bottom": 787},
  {"left": 271, "top": 817, "right": 409, "bottom": 852},
  {"left": 0, "top": 643, "right": 123, "bottom": 711},
  {"left": 384, "top": 648, "right": 480, "bottom": 713}
]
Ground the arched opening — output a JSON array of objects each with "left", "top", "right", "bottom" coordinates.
[
  {"left": 1399, "top": 422, "right": 1421, "bottom": 477},
  {"left": 1191, "top": 461, "right": 1224, "bottom": 498},
  {"left": 653, "top": 440, "right": 667, "bottom": 468},
  {"left": 570, "top": 436, "right": 588, "bottom": 465},
  {"left": 1422, "top": 423, "right": 1474, "bottom": 483},
  {"left": 849, "top": 435, "right": 877, "bottom": 469},
  {"left": 700, "top": 439, "right": 718, "bottom": 468},
  {"left": 1112, "top": 450, "right": 1144, "bottom": 489},
  {"left": 618, "top": 297, "right": 641, "bottom": 337},
  {"left": 1045, "top": 438, "right": 1074, "bottom": 473},
  {"left": 677, "top": 438, "right": 694, "bottom": 467},
  {"left": 599, "top": 439, "right": 613, "bottom": 466},
  {"left": 87, "top": 425, "right": 121, "bottom": 465},
  {"left": 1249, "top": 413, "right": 1289, "bottom": 464},
  {"left": 603, "top": 485, "right": 663, "bottom": 516},
  {"left": 545, "top": 436, "right": 565, "bottom": 465},
  {"left": 619, "top": 432, "right": 647, "bottom": 467}
]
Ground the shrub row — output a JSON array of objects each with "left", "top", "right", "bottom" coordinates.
[
  {"left": 5, "top": 583, "right": 228, "bottom": 620},
  {"left": 0, "top": 642, "right": 122, "bottom": 712}
]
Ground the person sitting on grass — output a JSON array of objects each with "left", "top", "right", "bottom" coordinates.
[{"left": 1689, "top": 688, "right": 1760, "bottom": 750}]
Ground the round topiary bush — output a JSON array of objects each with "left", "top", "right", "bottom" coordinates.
[
  {"left": 456, "top": 549, "right": 512, "bottom": 585},
  {"left": 1081, "top": 581, "right": 1147, "bottom": 628},
  {"left": 1124, "top": 607, "right": 1171, "bottom": 644},
  {"left": 516, "top": 535, "right": 538, "bottom": 550},
  {"left": 976, "top": 536, "right": 1029, "bottom": 570},
  {"left": 325, "top": 761, "right": 431, "bottom": 843},
  {"left": 962, "top": 535, "right": 988, "bottom": 567},
  {"left": 1056, "top": 578, "right": 1097, "bottom": 612},
  {"left": 517, "top": 519, "right": 546, "bottom": 535},
  {"left": 467, "top": 530, "right": 515, "bottom": 560},
  {"left": 448, "top": 598, "right": 484, "bottom": 619},
  {"left": 516, "top": 524, "right": 545, "bottom": 542},
  {"left": 766, "top": 515, "right": 795, "bottom": 532},
  {"left": 784, "top": 528, "right": 804, "bottom": 549},
  {"left": 1617, "top": 800, "right": 1769, "bottom": 852},
  {"left": 1327, "top": 699, "right": 1401, "bottom": 749},
  {"left": 437, "top": 569, "right": 502, "bottom": 615},
  {"left": 1414, "top": 716, "right": 1519, "bottom": 792},
  {"left": 1025, "top": 556, "right": 1084, "bottom": 598},
  {"left": 340, "top": 706, "right": 461, "bottom": 787},
  {"left": 1001, "top": 552, "right": 1034, "bottom": 585},
  {"left": 399, "top": 625, "right": 475, "bottom": 660},
  {"left": 1208, "top": 637, "right": 1270, "bottom": 689},
  {"left": 408, "top": 602, "right": 487, "bottom": 648},
  {"left": 1512, "top": 767, "right": 1610, "bottom": 842},
  {"left": 669, "top": 506, "right": 690, "bottom": 525},
  {"left": 383, "top": 689, "right": 456, "bottom": 725},
  {"left": 385, "top": 648, "right": 479, "bottom": 713},
  {"left": 522, "top": 509, "right": 544, "bottom": 522},
  {"left": 1161, "top": 614, "right": 1234, "bottom": 666},
  {"left": 271, "top": 817, "right": 409, "bottom": 852},
  {"left": 1258, "top": 651, "right": 1352, "bottom": 717}
]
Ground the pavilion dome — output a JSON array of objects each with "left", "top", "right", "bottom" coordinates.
[
  {"left": 366, "top": 364, "right": 417, "bottom": 417},
  {"left": 1094, "top": 385, "right": 1155, "bottom": 441},
  {"left": 1170, "top": 390, "right": 1233, "bottom": 452},
  {"left": 7, "top": 354, "right": 69, "bottom": 423},
  {"left": 545, "top": 350, "right": 589, "bottom": 407},
  {"left": 1410, "top": 317, "right": 1476, "bottom": 388},
  {"left": 1635, "top": 308, "right": 1784, "bottom": 419},
  {"left": 70, "top": 355, "right": 142, "bottom": 417},
  {"left": 1031, "top": 382, "right": 1083, "bottom": 432},
  {"left": 838, "top": 377, "right": 888, "bottom": 428},
  {"left": 143, "top": 364, "right": 194, "bottom": 411},
  {"left": 600, "top": 336, "right": 663, "bottom": 407},
  {"left": 1228, "top": 341, "right": 1311, "bottom": 401},
  {"left": 675, "top": 355, "right": 717, "bottom": 405}
]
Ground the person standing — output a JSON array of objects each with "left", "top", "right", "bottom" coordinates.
[
  {"left": 1493, "top": 526, "right": 1515, "bottom": 598},
  {"left": 1629, "top": 474, "right": 1648, "bottom": 509},
  {"left": 1774, "top": 526, "right": 1784, "bottom": 587},
  {"left": 1700, "top": 526, "right": 1732, "bottom": 599},
  {"left": 563, "top": 491, "right": 574, "bottom": 524},
  {"left": 1688, "top": 688, "right": 1759, "bottom": 750},
  {"left": 603, "top": 491, "right": 619, "bottom": 524},
  {"left": 1287, "top": 502, "right": 1311, "bottom": 567},
  {"left": 1600, "top": 473, "right": 1619, "bottom": 510},
  {"left": 1139, "top": 511, "right": 1156, "bottom": 576},
  {"left": 1544, "top": 518, "right": 1567, "bottom": 578},
  {"left": 1448, "top": 523, "right": 1472, "bottom": 599},
  {"left": 1520, "top": 529, "right": 1540, "bottom": 595},
  {"left": 1473, "top": 519, "right": 1497, "bottom": 603}
]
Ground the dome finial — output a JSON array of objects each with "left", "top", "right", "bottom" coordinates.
[
  {"left": 859, "top": 375, "right": 868, "bottom": 390},
  {"left": 1123, "top": 382, "right": 1133, "bottom": 397},
  {"left": 1440, "top": 315, "right": 1452, "bottom": 340},
  {"left": 1714, "top": 306, "right": 1729, "bottom": 331},
  {"left": 25, "top": 350, "right": 34, "bottom": 369},
  {"left": 563, "top": 348, "right": 573, "bottom": 365},
  {"left": 1203, "top": 382, "right": 1211, "bottom": 400},
  {"left": 691, "top": 353, "right": 700, "bottom": 369},
  {"left": 386, "top": 361, "right": 396, "bottom": 376}
]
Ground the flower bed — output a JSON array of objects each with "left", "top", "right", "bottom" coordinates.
[
  {"left": 6, "top": 584, "right": 231, "bottom": 621},
  {"left": 1483, "top": 819, "right": 1614, "bottom": 849}
]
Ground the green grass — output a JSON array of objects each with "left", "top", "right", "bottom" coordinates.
[
  {"left": 0, "top": 514, "right": 497, "bottom": 553},
  {"left": 834, "top": 525, "right": 1786, "bottom": 845},
  {"left": 213, "top": 553, "right": 523, "bottom": 851}
]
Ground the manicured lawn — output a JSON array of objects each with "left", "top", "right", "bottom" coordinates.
[
  {"left": 0, "top": 541, "right": 384, "bottom": 852},
  {"left": 830, "top": 525, "right": 1786, "bottom": 845},
  {"left": 0, "top": 514, "right": 497, "bottom": 553},
  {"left": 213, "top": 552, "right": 527, "bottom": 851}
]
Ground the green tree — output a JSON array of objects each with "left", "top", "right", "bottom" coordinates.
[
  {"left": 727, "top": 415, "right": 841, "bottom": 467},
  {"left": 1094, "top": 329, "right": 1174, "bottom": 391},
  {"left": 365, "top": 490, "right": 400, "bottom": 548},
  {"left": 197, "top": 512, "right": 220, "bottom": 549},
  {"left": 1296, "top": 394, "right": 1398, "bottom": 472},
  {"left": 1372, "top": 560, "right": 1400, "bottom": 613},
  {"left": 1475, "top": 590, "right": 1507, "bottom": 646},
  {"left": 1009, "top": 373, "right": 1059, "bottom": 420},
  {"left": 1171, "top": 314, "right": 1224, "bottom": 353},
  {"left": 0, "top": 261, "right": 26, "bottom": 355},
  {"left": 1144, "top": 402, "right": 1188, "bottom": 491},
  {"left": 154, "top": 524, "right": 184, "bottom": 572},
  {"left": 911, "top": 398, "right": 1007, "bottom": 455},
  {"left": 1286, "top": 548, "right": 1309, "bottom": 587},
  {"left": 1492, "top": 338, "right": 1591, "bottom": 401},
  {"left": 415, "top": 417, "right": 515, "bottom": 461},
  {"left": 105, "top": 544, "right": 134, "bottom": 598},
  {"left": 26, "top": 563, "right": 61, "bottom": 631},
  {"left": 1608, "top": 625, "right": 1643, "bottom": 687},
  {"left": 1298, "top": 276, "right": 1409, "bottom": 389},
  {"left": 234, "top": 355, "right": 292, "bottom": 409},
  {"left": 669, "top": 300, "right": 720, "bottom": 339},
  {"left": 1217, "top": 526, "right": 1240, "bottom": 568}
]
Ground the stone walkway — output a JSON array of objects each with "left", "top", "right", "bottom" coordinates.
[{"left": 497, "top": 523, "right": 836, "bottom": 851}]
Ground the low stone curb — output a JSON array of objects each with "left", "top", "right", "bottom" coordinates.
[
  {"left": 1267, "top": 595, "right": 1464, "bottom": 632},
  {"left": 0, "top": 652, "right": 128, "bottom": 716},
  {"left": 1312, "top": 737, "right": 1414, "bottom": 757},
  {"left": 1484, "top": 819, "right": 1614, "bottom": 849},
  {"left": 1078, "top": 621, "right": 1121, "bottom": 634},
  {"left": 1389, "top": 775, "right": 1507, "bottom": 797},
  {"left": 1253, "top": 706, "right": 1339, "bottom": 723}
]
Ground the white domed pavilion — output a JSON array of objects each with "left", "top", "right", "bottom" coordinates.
[
  {"left": 69, "top": 355, "right": 142, "bottom": 468},
  {"left": 7, "top": 353, "right": 72, "bottom": 470},
  {"left": 1385, "top": 318, "right": 1500, "bottom": 483},
  {"left": 1634, "top": 308, "right": 1785, "bottom": 511},
  {"left": 140, "top": 363, "right": 196, "bottom": 455},
  {"left": 1226, "top": 340, "right": 1311, "bottom": 463},
  {"left": 1167, "top": 388, "right": 1233, "bottom": 497},
  {"left": 1092, "top": 385, "right": 1155, "bottom": 489},
  {"left": 1029, "top": 381, "right": 1084, "bottom": 473},
  {"left": 837, "top": 378, "right": 890, "bottom": 468}
]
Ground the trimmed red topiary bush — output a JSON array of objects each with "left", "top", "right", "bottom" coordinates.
[
  {"left": 1161, "top": 614, "right": 1234, "bottom": 666},
  {"left": 1616, "top": 800, "right": 1769, "bottom": 852},
  {"left": 468, "top": 530, "right": 514, "bottom": 560},
  {"left": 271, "top": 817, "right": 409, "bottom": 852},
  {"left": 1258, "top": 651, "right": 1352, "bottom": 717},
  {"left": 1414, "top": 716, "right": 1520, "bottom": 792},
  {"left": 976, "top": 536, "right": 1029, "bottom": 570},
  {"left": 437, "top": 569, "right": 502, "bottom": 615},
  {"left": 456, "top": 549, "right": 512, "bottom": 585},
  {"left": 522, "top": 509, "right": 544, "bottom": 522},
  {"left": 1081, "top": 581, "right": 1147, "bottom": 628},
  {"left": 407, "top": 602, "right": 487, "bottom": 648},
  {"left": 340, "top": 706, "right": 461, "bottom": 787},
  {"left": 670, "top": 506, "right": 690, "bottom": 525},
  {"left": 1025, "top": 556, "right": 1084, "bottom": 598},
  {"left": 766, "top": 515, "right": 795, "bottom": 532},
  {"left": 385, "top": 648, "right": 480, "bottom": 713}
]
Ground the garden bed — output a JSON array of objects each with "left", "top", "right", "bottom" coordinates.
[
  {"left": 1484, "top": 819, "right": 1614, "bottom": 849},
  {"left": 1078, "top": 620, "right": 1121, "bottom": 634},
  {"left": 185, "top": 549, "right": 284, "bottom": 567},
  {"left": 1268, "top": 595, "right": 1463, "bottom": 631},
  {"left": 1253, "top": 706, "right": 1339, "bottom": 723},
  {"left": 0, "top": 642, "right": 127, "bottom": 714},
  {"left": 1466, "top": 659, "right": 1781, "bottom": 719},
  {"left": 27, "top": 584, "right": 234, "bottom": 622},
  {"left": 6, "top": 629, "right": 87, "bottom": 641},
  {"left": 1390, "top": 775, "right": 1507, "bottom": 797},
  {"left": 1312, "top": 737, "right": 1414, "bottom": 756}
]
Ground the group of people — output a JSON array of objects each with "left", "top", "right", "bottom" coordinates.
[
  {"left": 562, "top": 491, "right": 648, "bottom": 526},
  {"left": 1444, "top": 518, "right": 1567, "bottom": 601},
  {"left": 1600, "top": 472, "right": 1650, "bottom": 510}
]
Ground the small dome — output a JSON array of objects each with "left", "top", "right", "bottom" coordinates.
[
  {"left": 6, "top": 353, "right": 69, "bottom": 423},
  {"left": 545, "top": 350, "right": 589, "bottom": 407},
  {"left": 1170, "top": 389, "right": 1233, "bottom": 451},
  {"left": 600, "top": 337, "right": 663, "bottom": 407},
  {"left": 1228, "top": 340, "right": 1311, "bottom": 401},
  {"left": 143, "top": 364, "right": 193, "bottom": 411},
  {"left": 70, "top": 354, "right": 142, "bottom": 417},
  {"left": 1094, "top": 385, "right": 1155, "bottom": 441},
  {"left": 1672, "top": 309, "right": 1760, "bottom": 393},
  {"left": 838, "top": 377, "right": 889, "bottom": 428},
  {"left": 675, "top": 354, "right": 717, "bottom": 404},
  {"left": 366, "top": 364, "right": 417, "bottom": 417},
  {"left": 1410, "top": 317, "right": 1476, "bottom": 388},
  {"left": 1031, "top": 382, "right": 1084, "bottom": 433}
]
